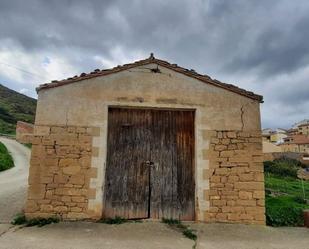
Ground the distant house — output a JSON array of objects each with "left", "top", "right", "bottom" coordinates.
[
  {"left": 280, "top": 135, "right": 309, "bottom": 153},
  {"left": 298, "top": 123, "right": 309, "bottom": 135},
  {"left": 262, "top": 128, "right": 272, "bottom": 142},
  {"left": 263, "top": 141, "right": 282, "bottom": 153},
  {"left": 262, "top": 128, "right": 287, "bottom": 144},
  {"left": 287, "top": 128, "right": 298, "bottom": 136},
  {"left": 292, "top": 119, "right": 309, "bottom": 129},
  {"left": 270, "top": 128, "right": 287, "bottom": 144}
]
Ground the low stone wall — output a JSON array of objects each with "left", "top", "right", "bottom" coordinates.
[
  {"left": 24, "top": 125, "right": 99, "bottom": 220},
  {"left": 203, "top": 131, "right": 265, "bottom": 225},
  {"left": 263, "top": 152, "right": 309, "bottom": 166},
  {"left": 16, "top": 121, "right": 34, "bottom": 141},
  {"left": 263, "top": 153, "right": 275, "bottom": 162}
]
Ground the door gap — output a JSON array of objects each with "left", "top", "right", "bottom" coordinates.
[{"left": 147, "top": 165, "right": 151, "bottom": 218}]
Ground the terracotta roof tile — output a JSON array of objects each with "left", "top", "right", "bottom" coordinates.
[
  {"left": 284, "top": 135, "right": 309, "bottom": 144},
  {"left": 36, "top": 54, "right": 263, "bottom": 102},
  {"left": 298, "top": 123, "right": 309, "bottom": 127}
]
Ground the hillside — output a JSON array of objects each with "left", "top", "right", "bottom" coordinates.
[{"left": 0, "top": 84, "right": 36, "bottom": 134}]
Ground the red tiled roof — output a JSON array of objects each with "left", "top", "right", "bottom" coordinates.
[
  {"left": 298, "top": 123, "right": 309, "bottom": 127},
  {"left": 36, "top": 54, "right": 263, "bottom": 102},
  {"left": 283, "top": 135, "right": 309, "bottom": 144}
]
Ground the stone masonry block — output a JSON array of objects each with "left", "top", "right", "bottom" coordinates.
[
  {"left": 28, "top": 184, "right": 46, "bottom": 200},
  {"left": 34, "top": 126, "right": 50, "bottom": 135},
  {"left": 92, "top": 147, "right": 99, "bottom": 157},
  {"left": 63, "top": 166, "right": 81, "bottom": 175},
  {"left": 234, "top": 182, "right": 264, "bottom": 190},
  {"left": 91, "top": 127, "right": 101, "bottom": 137},
  {"left": 202, "top": 130, "right": 217, "bottom": 139}
]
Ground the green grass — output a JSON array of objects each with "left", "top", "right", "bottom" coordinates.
[
  {"left": 0, "top": 142, "right": 14, "bottom": 171},
  {"left": 183, "top": 228, "right": 197, "bottom": 241},
  {"left": 162, "top": 218, "right": 182, "bottom": 225},
  {"left": 11, "top": 213, "right": 27, "bottom": 225},
  {"left": 266, "top": 195, "right": 308, "bottom": 209},
  {"left": 162, "top": 218, "right": 197, "bottom": 241},
  {"left": 265, "top": 173, "right": 309, "bottom": 199},
  {"left": 97, "top": 216, "right": 128, "bottom": 224},
  {"left": 11, "top": 214, "right": 59, "bottom": 227},
  {"left": 265, "top": 170, "right": 309, "bottom": 226},
  {"left": 265, "top": 195, "right": 309, "bottom": 226}
]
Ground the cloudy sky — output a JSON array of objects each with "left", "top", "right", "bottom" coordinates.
[{"left": 0, "top": 0, "right": 308, "bottom": 129}]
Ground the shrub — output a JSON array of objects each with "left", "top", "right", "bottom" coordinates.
[
  {"left": 162, "top": 218, "right": 197, "bottom": 241},
  {"left": 162, "top": 218, "right": 181, "bottom": 225},
  {"left": 266, "top": 196, "right": 306, "bottom": 226},
  {"left": 183, "top": 228, "right": 197, "bottom": 241},
  {"left": 293, "top": 196, "right": 307, "bottom": 205},
  {"left": 11, "top": 214, "right": 27, "bottom": 225},
  {"left": 266, "top": 206, "right": 304, "bottom": 226},
  {"left": 0, "top": 142, "right": 14, "bottom": 172},
  {"left": 25, "top": 217, "right": 59, "bottom": 227},
  {"left": 98, "top": 216, "right": 127, "bottom": 224},
  {"left": 11, "top": 214, "right": 59, "bottom": 227},
  {"left": 279, "top": 157, "right": 307, "bottom": 169},
  {"left": 264, "top": 159, "right": 298, "bottom": 178}
]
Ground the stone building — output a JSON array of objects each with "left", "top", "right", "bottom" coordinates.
[{"left": 19, "top": 55, "right": 265, "bottom": 224}]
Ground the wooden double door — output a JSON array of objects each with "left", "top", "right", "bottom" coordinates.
[{"left": 104, "top": 107, "right": 195, "bottom": 220}]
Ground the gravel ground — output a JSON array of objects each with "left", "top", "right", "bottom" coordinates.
[
  {"left": 0, "top": 222, "right": 194, "bottom": 249},
  {"left": 192, "top": 223, "right": 309, "bottom": 249},
  {"left": 0, "top": 137, "right": 30, "bottom": 223},
  {"left": 0, "top": 221, "right": 308, "bottom": 249}
]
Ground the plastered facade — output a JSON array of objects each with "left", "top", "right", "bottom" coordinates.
[{"left": 23, "top": 63, "right": 264, "bottom": 224}]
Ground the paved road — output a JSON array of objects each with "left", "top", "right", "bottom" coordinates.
[{"left": 0, "top": 137, "right": 30, "bottom": 223}]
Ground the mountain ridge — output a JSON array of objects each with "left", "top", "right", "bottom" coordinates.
[{"left": 0, "top": 84, "right": 36, "bottom": 134}]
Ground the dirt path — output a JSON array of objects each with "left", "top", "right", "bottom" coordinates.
[{"left": 0, "top": 137, "right": 30, "bottom": 223}]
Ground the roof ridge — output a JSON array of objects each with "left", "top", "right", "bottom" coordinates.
[{"left": 36, "top": 55, "right": 263, "bottom": 102}]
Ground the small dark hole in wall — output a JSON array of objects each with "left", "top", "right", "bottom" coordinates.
[{"left": 150, "top": 67, "right": 161, "bottom": 73}]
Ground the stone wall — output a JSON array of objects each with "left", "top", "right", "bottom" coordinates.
[
  {"left": 19, "top": 63, "right": 265, "bottom": 223},
  {"left": 203, "top": 130, "right": 265, "bottom": 225},
  {"left": 263, "top": 152, "right": 309, "bottom": 166},
  {"left": 22, "top": 125, "right": 265, "bottom": 224},
  {"left": 24, "top": 125, "right": 99, "bottom": 220}
]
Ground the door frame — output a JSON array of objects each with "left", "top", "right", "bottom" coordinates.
[{"left": 102, "top": 105, "right": 196, "bottom": 220}]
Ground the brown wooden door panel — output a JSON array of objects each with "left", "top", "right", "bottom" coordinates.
[
  {"left": 104, "top": 108, "right": 151, "bottom": 219},
  {"left": 104, "top": 108, "right": 195, "bottom": 220},
  {"left": 150, "top": 110, "right": 195, "bottom": 220}
]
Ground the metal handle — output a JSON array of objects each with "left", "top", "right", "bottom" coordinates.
[{"left": 145, "top": 161, "right": 154, "bottom": 166}]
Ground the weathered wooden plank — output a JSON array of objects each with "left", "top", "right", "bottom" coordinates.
[
  {"left": 149, "top": 109, "right": 195, "bottom": 220},
  {"left": 104, "top": 108, "right": 150, "bottom": 219}
]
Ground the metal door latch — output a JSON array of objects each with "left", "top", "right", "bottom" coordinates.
[{"left": 145, "top": 161, "right": 154, "bottom": 166}]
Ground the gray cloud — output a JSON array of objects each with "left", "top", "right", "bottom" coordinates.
[{"left": 0, "top": 0, "right": 309, "bottom": 128}]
